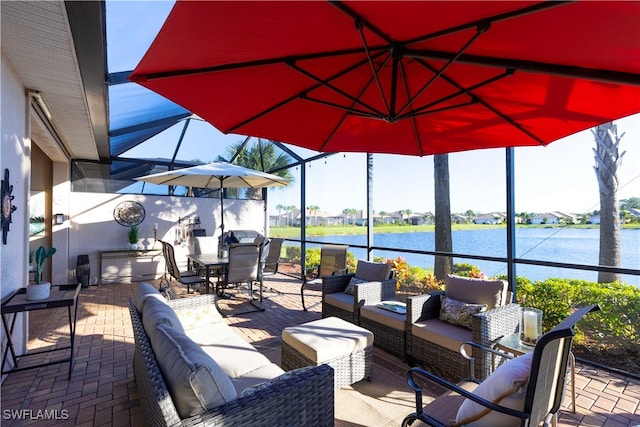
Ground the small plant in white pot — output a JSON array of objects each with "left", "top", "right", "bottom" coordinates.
[
  {"left": 128, "top": 224, "right": 139, "bottom": 250},
  {"left": 27, "top": 245, "right": 57, "bottom": 300}
]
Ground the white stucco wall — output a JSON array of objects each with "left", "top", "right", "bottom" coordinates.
[
  {"left": 67, "top": 192, "right": 265, "bottom": 285},
  {"left": 1, "top": 53, "right": 30, "bottom": 365}
]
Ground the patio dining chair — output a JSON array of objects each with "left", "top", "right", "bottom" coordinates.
[
  {"left": 300, "top": 244, "right": 348, "bottom": 311},
  {"left": 160, "top": 240, "right": 209, "bottom": 294},
  {"left": 402, "top": 304, "right": 600, "bottom": 427},
  {"left": 262, "top": 237, "right": 283, "bottom": 276},
  {"left": 217, "top": 243, "right": 265, "bottom": 315}
]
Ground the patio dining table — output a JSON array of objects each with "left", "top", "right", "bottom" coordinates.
[{"left": 187, "top": 253, "right": 228, "bottom": 295}]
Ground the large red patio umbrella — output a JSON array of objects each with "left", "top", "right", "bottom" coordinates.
[{"left": 130, "top": 1, "right": 640, "bottom": 156}]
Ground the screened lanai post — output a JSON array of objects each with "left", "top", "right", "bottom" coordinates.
[
  {"left": 366, "top": 153, "right": 374, "bottom": 260},
  {"left": 506, "top": 147, "right": 517, "bottom": 300}
]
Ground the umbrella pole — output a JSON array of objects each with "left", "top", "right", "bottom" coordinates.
[{"left": 220, "top": 181, "right": 225, "bottom": 237}]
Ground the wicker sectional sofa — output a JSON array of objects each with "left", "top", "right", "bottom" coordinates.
[{"left": 128, "top": 283, "right": 334, "bottom": 426}]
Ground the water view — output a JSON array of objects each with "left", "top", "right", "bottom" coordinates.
[{"left": 305, "top": 228, "right": 640, "bottom": 286}]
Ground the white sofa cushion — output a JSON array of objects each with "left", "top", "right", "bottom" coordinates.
[
  {"left": 232, "top": 363, "right": 287, "bottom": 395},
  {"left": 154, "top": 323, "right": 237, "bottom": 418},
  {"left": 455, "top": 352, "right": 532, "bottom": 426},
  {"left": 200, "top": 333, "right": 275, "bottom": 379}
]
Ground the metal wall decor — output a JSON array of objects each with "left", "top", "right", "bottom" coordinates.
[
  {"left": 1, "top": 169, "right": 17, "bottom": 244},
  {"left": 113, "top": 200, "right": 145, "bottom": 227}
]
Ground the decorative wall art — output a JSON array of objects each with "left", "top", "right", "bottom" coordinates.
[
  {"left": 113, "top": 200, "right": 145, "bottom": 227},
  {"left": 1, "top": 168, "right": 18, "bottom": 244}
]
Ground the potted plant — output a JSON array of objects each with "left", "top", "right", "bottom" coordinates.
[
  {"left": 27, "top": 245, "right": 56, "bottom": 300},
  {"left": 128, "top": 224, "right": 139, "bottom": 250}
]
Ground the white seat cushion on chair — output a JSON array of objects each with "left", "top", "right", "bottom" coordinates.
[
  {"left": 412, "top": 318, "right": 472, "bottom": 355},
  {"left": 454, "top": 352, "right": 533, "bottom": 427},
  {"left": 325, "top": 292, "right": 354, "bottom": 312}
]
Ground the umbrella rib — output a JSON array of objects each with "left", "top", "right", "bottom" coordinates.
[
  {"left": 229, "top": 50, "right": 388, "bottom": 132},
  {"left": 398, "top": 62, "right": 424, "bottom": 157},
  {"left": 288, "top": 60, "right": 387, "bottom": 118},
  {"left": 329, "top": 1, "right": 394, "bottom": 45},
  {"left": 416, "top": 59, "right": 546, "bottom": 144},
  {"left": 132, "top": 47, "right": 386, "bottom": 82},
  {"left": 399, "top": 68, "right": 513, "bottom": 120},
  {"left": 319, "top": 58, "right": 392, "bottom": 151},
  {"left": 408, "top": 49, "right": 640, "bottom": 86},
  {"left": 397, "top": 23, "right": 489, "bottom": 118},
  {"left": 355, "top": 18, "right": 390, "bottom": 116},
  {"left": 402, "top": 1, "right": 573, "bottom": 47},
  {"left": 302, "top": 95, "right": 384, "bottom": 120}
]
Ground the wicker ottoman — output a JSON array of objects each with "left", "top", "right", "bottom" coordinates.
[
  {"left": 360, "top": 303, "right": 406, "bottom": 360},
  {"left": 281, "top": 316, "right": 374, "bottom": 389}
]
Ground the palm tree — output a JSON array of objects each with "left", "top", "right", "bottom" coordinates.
[
  {"left": 275, "top": 204, "right": 284, "bottom": 226},
  {"left": 308, "top": 205, "right": 320, "bottom": 226},
  {"left": 217, "top": 139, "right": 294, "bottom": 198},
  {"left": 434, "top": 154, "right": 453, "bottom": 280},
  {"left": 465, "top": 209, "right": 476, "bottom": 224},
  {"left": 592, "top": 121, "right": 625, "bottom": 283}
]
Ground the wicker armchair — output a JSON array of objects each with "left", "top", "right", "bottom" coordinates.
[
  {"left": 406, "top": 275, "right": 520, "bottom": 382},
  {"left": 322, "top": 260, "right": 395, "bottom": 324}
]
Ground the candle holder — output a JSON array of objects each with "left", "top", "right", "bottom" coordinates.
[{"left": 520, "top": 307, "right": 543, "bottom": 347}]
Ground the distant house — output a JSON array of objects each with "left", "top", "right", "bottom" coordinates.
[
  {"left": 474, "top": 213, "right": 504, "bottom": 225},
  {"left": 451, "top": 214, "right": 467, "bottom": 224},
  {"left": 531, "top": 212, "right": 561, "bottom": 224},
  {"left": 410, "top": 212, "right": 434, "bottom": 225}
]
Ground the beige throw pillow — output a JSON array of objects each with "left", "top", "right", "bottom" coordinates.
[
  {"left": 439, "top": 295, "right": 487, "bottom": 329},
  {"left": 454, "top": 352, "right": 532, "bottom": 426}
]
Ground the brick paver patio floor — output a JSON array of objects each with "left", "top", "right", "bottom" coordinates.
[{"left": 1, "top": 275, "right": 638, "bottom": 426}]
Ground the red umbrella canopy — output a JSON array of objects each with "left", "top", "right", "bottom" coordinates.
[{"left": 130, "top": 1, "right": 640, "bottom": 156}]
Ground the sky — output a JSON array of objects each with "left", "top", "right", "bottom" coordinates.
[{"left": 107, "top": 1, "right": 640, "bottom": 217}]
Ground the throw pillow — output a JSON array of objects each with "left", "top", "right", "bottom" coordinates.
[
  {"left": 344, "top": 277, "right": 367, "bottom": 295},
  {"left": 439, "top": 295, "right": 487, "bottom": 329},
  {"left": 154, "top": 323, "right": 237, "bottom": 418},
  {"left": 173, "top": 304, "right": 224, "bottom": 330},
  {"left": 454, "top": 352, "right": 533, "bottom": 427}
]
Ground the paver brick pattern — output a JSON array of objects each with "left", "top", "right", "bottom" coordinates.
[{"left": 1, "top": 275, "right": 638, "bottom": 426}]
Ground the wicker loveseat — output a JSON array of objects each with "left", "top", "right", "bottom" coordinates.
[
  {"left": 406, "top": 275, "right": 520, "bottom": 382},
  {"left": 128, "top": 283, "right": 334, "bottom": 426}
]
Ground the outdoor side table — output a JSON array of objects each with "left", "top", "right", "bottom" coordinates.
[
  {"left": 1, "top": 283, "right": 81, "bottom": 380},
  {"left": 359, "top": 301, "right": 407, "bottom": 360},
  {"left": 495, "top": 333, "right": 576, "bottom": 414}
]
